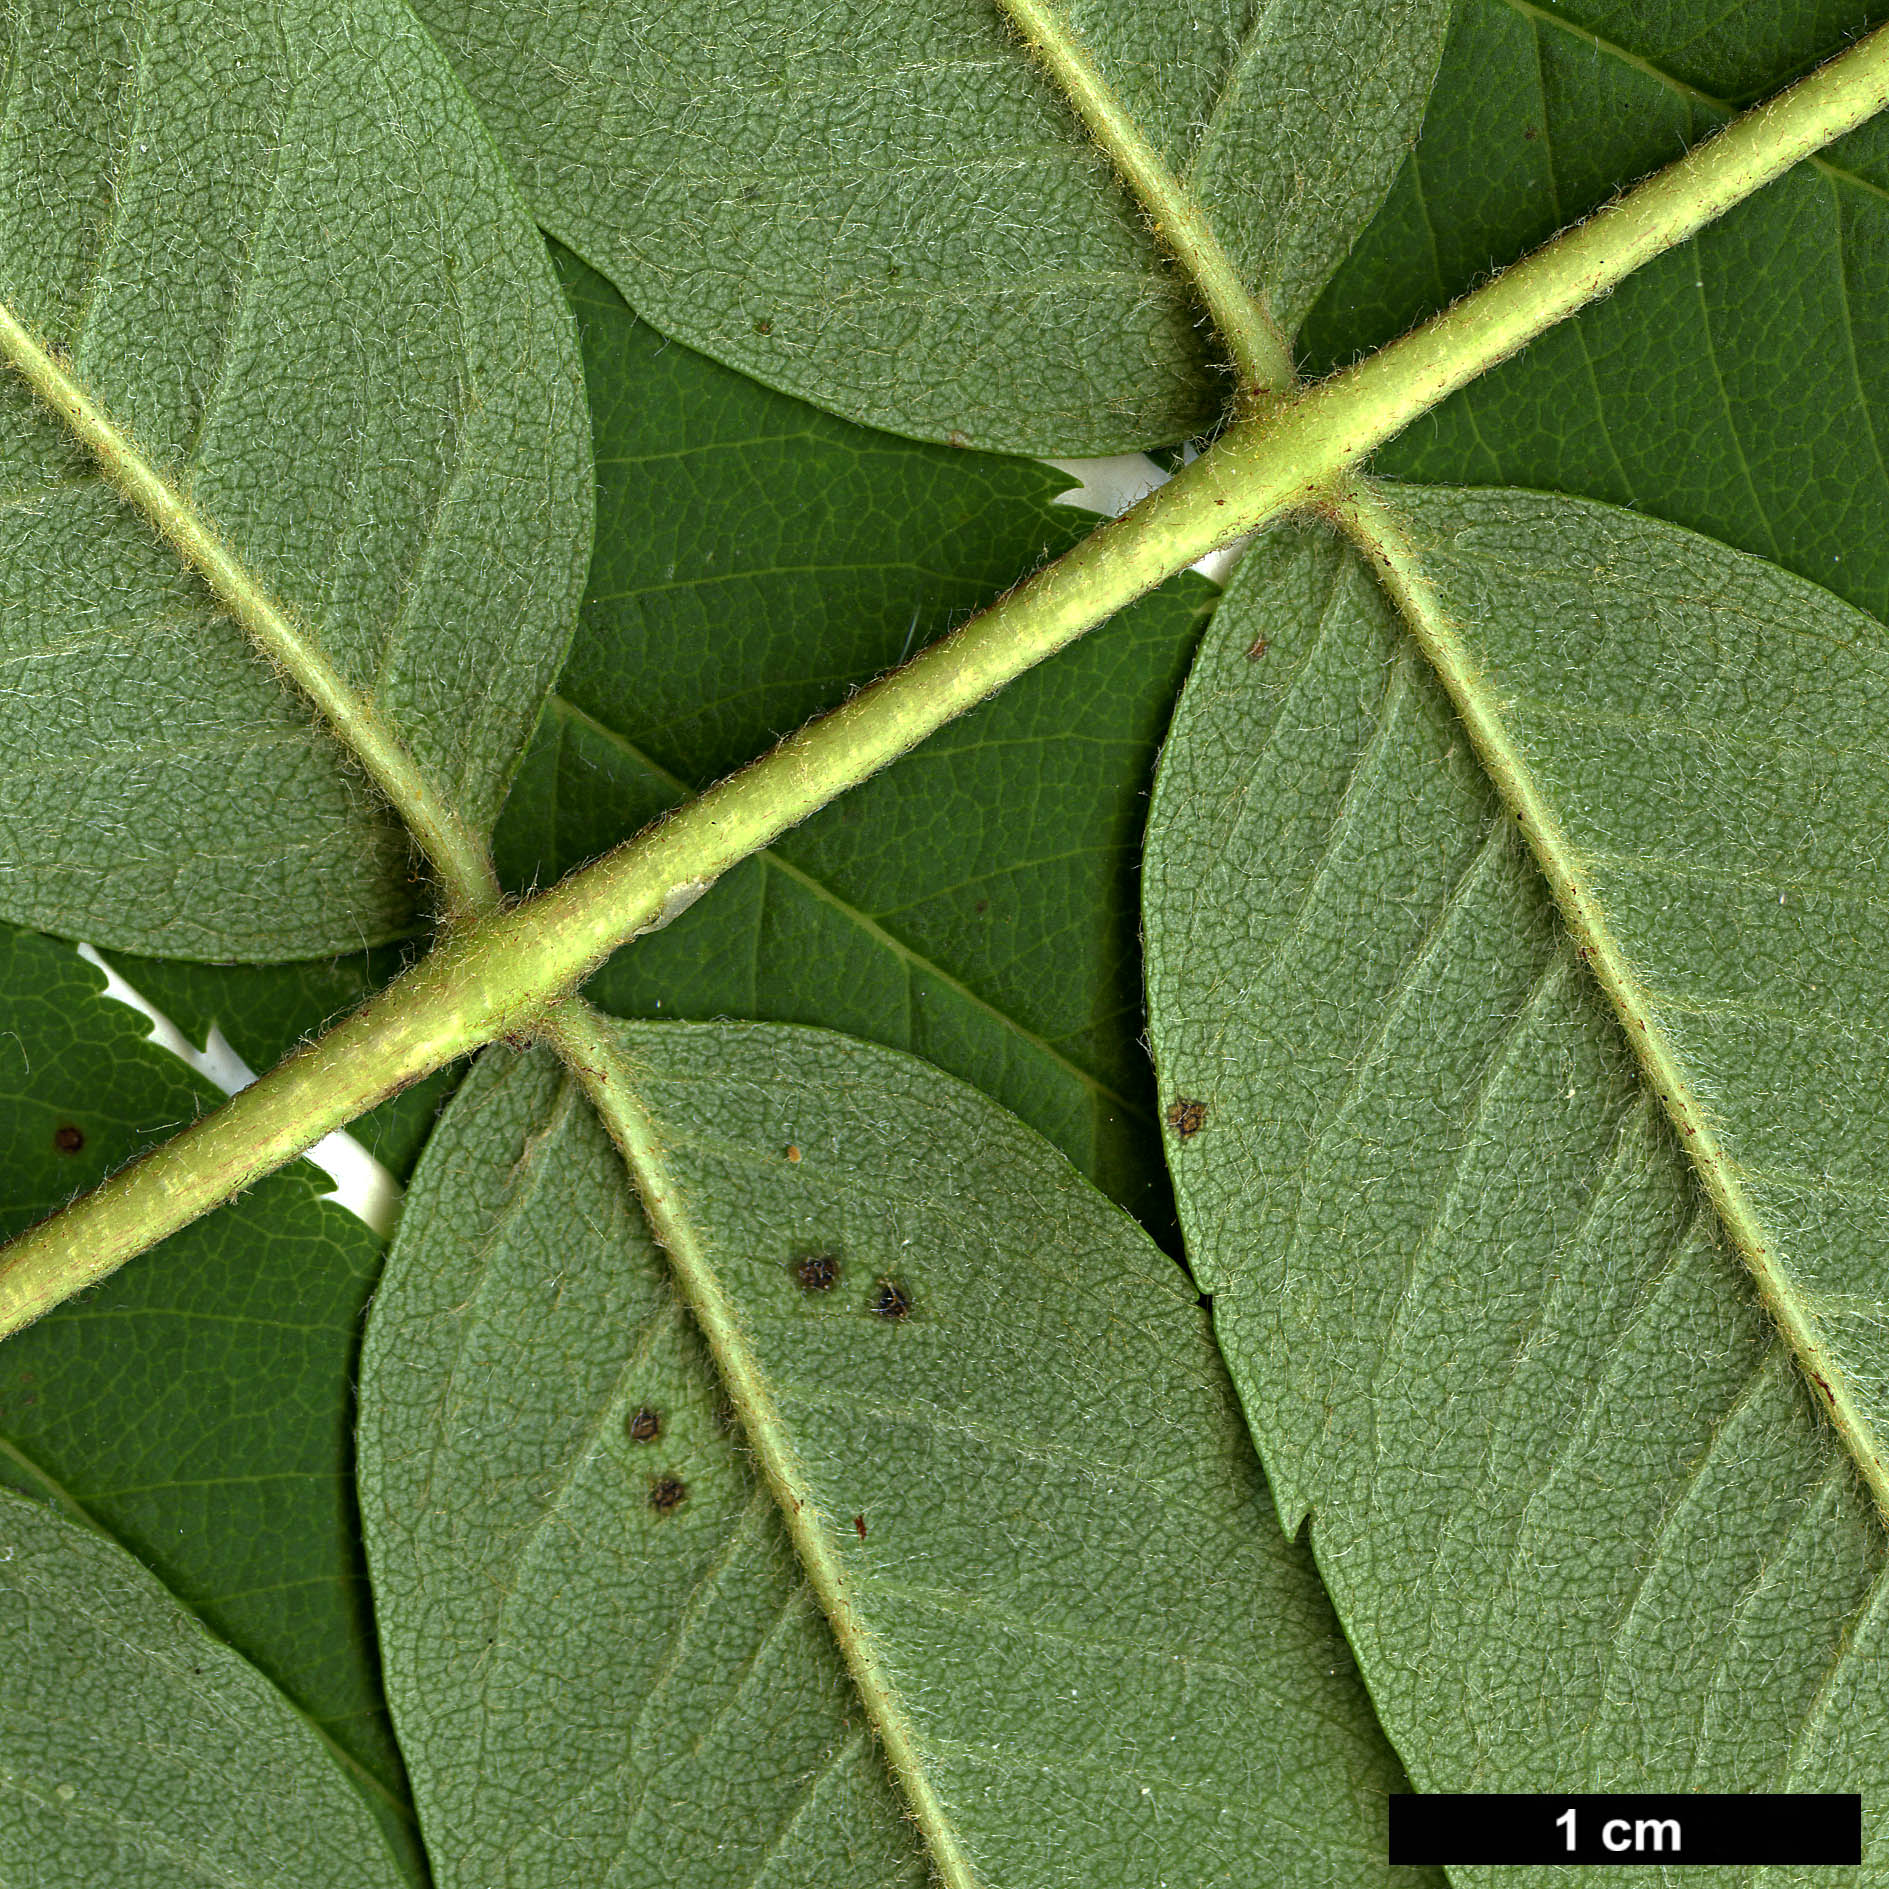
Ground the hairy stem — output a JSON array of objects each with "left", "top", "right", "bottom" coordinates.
[
  {"left": 1011, "top": 0, "right": 1889, "bottom": 1515},
  {"left": 5, "top": 20, "right": 1889, "bottom": 1332}
]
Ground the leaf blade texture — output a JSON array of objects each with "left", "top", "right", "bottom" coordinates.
[
  {"left": 358, "top": 1025, "right": 1432, "bottom": 1888},
  {"left": 409, "top": 0, "right": 1445, "bottom": 451},
  {"left": 0, "top": 0, "right": 589, "bottom": 959},
  {"left": 1142, "top": 507, "right": 1889, "bottom": 1872},
  {"left": 0, "top": 1483, "right": 405, "bottom": 1885},
  {"left": 0, "top": 920, "right": 422, "bottom": 1838},
  {"left": 1388, "top": 485, "right": 1889, "bottom": 1486}
]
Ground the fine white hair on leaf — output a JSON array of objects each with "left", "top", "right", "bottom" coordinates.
[{"left": 75, "top": 942, "right": 401, "bottom": 1239}]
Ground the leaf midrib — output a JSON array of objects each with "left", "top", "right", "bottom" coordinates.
[
  {"left": 538, "top": 1005, "right": 985, "bottom": 1889},
  {"left": 988, "top": 0, "right": 1294, "bottom": 391},
  {"left": 1339, "top": 483, "right": 1889, "bottom": 1517},
  {"left": 0, "top": 299, "right": 501, "bottom": 917}
]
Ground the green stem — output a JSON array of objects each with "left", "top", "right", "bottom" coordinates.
[
  {"left": 990, "top": 0, "right": 1297, "bottom": 396},
  {"left": 0, "top": 304, "right": 504, "bottom": 921},
  {"left": 5, "top": 19, "right": 1889, "bottom": 1334},
  {"left": 541, "top": 1003, "right": 980, "bottom": 1889}
]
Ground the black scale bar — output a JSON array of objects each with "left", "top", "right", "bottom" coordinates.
[{"left": 1389, "top": 1794, "right": 1862, "bottom": 1866}]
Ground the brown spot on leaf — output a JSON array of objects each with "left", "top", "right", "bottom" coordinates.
[
  {"left": 854, "top": 1514, "right": 868, "bottom": 1540},
  {"left": 647, "top": 1475, "right": 689, "bottom": 1517},
  {"left": 52, "top": 1124, "right": 84, "bottom": 1154},
  {"left": 1244, "top": 636, "right": 1269, "bottom": 662},
  {"left": 627, "top": 1407, "right": 661, "bottom": 1444},
  {"left": 794, "top": 1252, "right": 840, "bottom": 1293},
  {"left": 870, "top": 1277, "right": 913, "bottom": 1321},
  {"left": 1166, "top": 1097, "right": 1208, "bottom": 1139},
  {"left": 753, "top": 318, "right": 773, "bottom": 335}
]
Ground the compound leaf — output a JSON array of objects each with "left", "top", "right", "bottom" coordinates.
[{"left": 495, "top": 248, "right": 1216, "bottom": 1234}]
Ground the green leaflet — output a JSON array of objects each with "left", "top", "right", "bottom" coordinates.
[
  {"left": 408, "top": 0, "right": 1445, "bottom": 452},
  {"left": 358, "top": 1025, "right": 1434, "bottom": 1889},
  {"left": 0, "top": 922, "right": 422, "bottom": 1834},
  {"left": 1385, "top": 484, "right": 1889, "bottom": 1490},
  {"left": 0, "top": 0, "right": 588, "bottom": 960},
  {"left": 1142, "top": 507, "right": 1889, "bottom": 1873},
  {"left": 493, "top": 249, "right": 1214, "bottom": 1233},
  {"left": 1305, "top": 0, "right": 1889, "bottom": 623},
  {"left": 11, "top": 4, "right": 1889, "bottom": 1884},
  {"left": 1088, "top": 0, "right": 1453, "bottom": 342},
  {"left": 0, "top": 1484, "right": 405, "bottom": 1885}
]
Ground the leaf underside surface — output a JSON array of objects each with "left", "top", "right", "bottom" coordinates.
[
  {"left": 10, "top": 0, "right": 1889, "bottom": 1882},
  {"left": 0, "top": 0, "right": 588, "bottom": 959},
  {"left": 359, "top": 1025, "right": 1434, "bottom": 1888},
  {"left": 0, "top": 1484, "right": 403, "bottom": 1885},
  {"left": 1143, "top": 508, "right": 1889, "bottom": 1883},
  {"left": 409, "top": 0, "right": 1446, "bottom": 452}
]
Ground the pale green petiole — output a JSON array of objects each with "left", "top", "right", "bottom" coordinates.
[{"left": 3, "top": 18, "right": 1888, "bottom": 1337}]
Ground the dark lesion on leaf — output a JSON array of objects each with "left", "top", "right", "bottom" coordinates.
[
  {"left": 869, "top": 1277, "right": 913, "bottom": 1321},
  {"left": 647, "top": 1475, "right": 689, "bottom": 1517},
  {"left": 1165, "top": 1097, "right": 1208, "bottom": 1138},
  {"left": 793, "top": 1251, "right": 840, "bottom": 1293},
  {"left": 52, "top": 1123, "right": 85, "bottom": 1154},
  {"left": 626, "top": 1406, "right": 661, "bottom": 1444}
]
